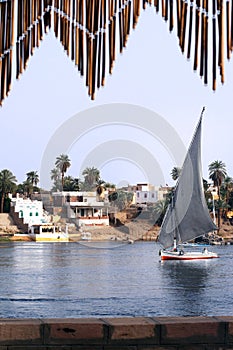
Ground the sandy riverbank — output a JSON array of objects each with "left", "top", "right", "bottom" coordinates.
[
  {"left": 0, "top": 211, "right": 233, "bottom": 243},
  {"left": 0, "top": 215, "right": 159, "bottom": 242},
  {"left": 66, "top": 222, "right": 233, "bottom": 244},
  {"left": 68, "top": 222, "right": 159, "bottom": 242}
]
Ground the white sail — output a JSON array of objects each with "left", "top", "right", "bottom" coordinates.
[{"left": 158, "top": 112, "right": 217, "bottom": 249}]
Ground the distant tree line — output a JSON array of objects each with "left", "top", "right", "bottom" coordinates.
[
  {"left": 50, "top": 154, "right": 133, "bottom": 211},
  {"left": 0, "top": 154, "right": 132, "bottom": 213},
  {"left": 50, "top": 154, "right": 115, "bottom": 193}
]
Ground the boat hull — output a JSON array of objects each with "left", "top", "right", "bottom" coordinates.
[
  {"left": 28, "top": 223, "right": 69, "bottom": 242},
  {"left": 29, "top": 234, "right": 69, "bottom": 242},
  {"left": 160, "top": 249, "right": 219, "bottom": 260}
]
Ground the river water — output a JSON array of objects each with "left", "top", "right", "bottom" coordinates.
[{"left": 0, "top": 241, "right": 231, "bottom": 318}]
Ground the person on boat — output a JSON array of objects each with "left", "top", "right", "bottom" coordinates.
[{"left": 173, "top": 237, "right": 178, "bottom": 251}]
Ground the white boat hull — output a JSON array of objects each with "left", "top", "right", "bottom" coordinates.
[
  {"left": 160, "top": 249, "right": 219, "bottom": 261},
  {"left": 81, "top": 232, "right": 92, "bottom": 241}
]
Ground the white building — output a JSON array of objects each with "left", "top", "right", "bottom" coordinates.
[
  {"left": 10, "top": 195, "right": 46, "bottom": 225},
  {"left": 134, "top": 183, "right": 158, "bottom": 205},
  {"left": 126, "top": 183, "right": 172, "bottom": 205},
  {"left": 52, "top": 191, "right": 109, "bottom": 227}
]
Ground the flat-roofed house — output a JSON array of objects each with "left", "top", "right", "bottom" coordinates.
[{"left": 52, "top": 191, "right": 109, "bottom": 227}]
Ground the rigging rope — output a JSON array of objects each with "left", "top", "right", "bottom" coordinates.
[{"left": 0, "top": 0, "right": 232, "bottom": 105}]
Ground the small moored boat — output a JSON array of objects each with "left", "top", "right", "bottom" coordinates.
[
  {"left": 28, "top": 223, "right": 69, "bottom": 242},
  {"left": 81, "top": 231, "right": 92, "bottom": 241}
]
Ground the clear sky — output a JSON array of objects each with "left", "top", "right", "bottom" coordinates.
[{"left": 1, "top": 7, "right": 233, "bottom": 189}]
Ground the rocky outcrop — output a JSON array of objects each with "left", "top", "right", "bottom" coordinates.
[
  {"left": 9, "top": 208, "right": 28, "bottom": 233},
  {"left": 0, "top": 213, "right": 19, "bottom": 234}
]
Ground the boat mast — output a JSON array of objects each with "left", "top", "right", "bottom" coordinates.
[{"left": 171, "top": 193, "right": 181, "bottom": 249}]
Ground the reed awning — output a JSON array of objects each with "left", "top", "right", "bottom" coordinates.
[{"left": 0, "top": 0, "right": 232, "bottom": 105}]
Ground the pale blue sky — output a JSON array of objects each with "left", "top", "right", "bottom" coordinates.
[{"left": 0, "top": 7, "right": 233, "bottom": 189}]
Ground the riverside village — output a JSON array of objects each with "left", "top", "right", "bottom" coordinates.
[
  {"left": 0, "top": 158, "right": 233, "bottom": 245},
  {"left": 2, "top": 182, "right": 169, "bottom": 243}
]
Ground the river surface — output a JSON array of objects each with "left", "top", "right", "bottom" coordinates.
[{"left": 0, "top": 241, "right": 232, "bottom": 318}]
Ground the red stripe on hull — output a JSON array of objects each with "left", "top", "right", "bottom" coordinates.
[{"left": 161, "top": 255, "right": 218, "bottom": 261}]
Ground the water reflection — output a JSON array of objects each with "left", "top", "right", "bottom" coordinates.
[
  {"left": 161, "top": 260, "right": 209, "bottom": 287},
  {"left": 160, "top": 260, "right": 212, "bottom": 316},
  {"left": 77, "top": 240, "right": 131, "bottom": 249}
]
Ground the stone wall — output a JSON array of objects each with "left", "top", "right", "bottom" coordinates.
[{"left": 0, "top": 317, "right": 232, "bottom": 349}]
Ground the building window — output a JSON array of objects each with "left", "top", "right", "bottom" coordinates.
[
  {"left": 144, "top": 193, "right": 147, "bottom": 198},
  {"left": 137, "top": 192, "right": 139, "bottom": 197},
  {"left": 151, "top": 193, "right": 155, "bottom": 198},
  {"left": 29, "top": 212, "right": 33, "bottom": 216},
  {"left": 35, "top": 212, "right": 39, "bottom": 216}
]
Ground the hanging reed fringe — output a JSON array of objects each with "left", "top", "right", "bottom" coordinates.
[
  {"left": 52, "top": 0, "right": 140, "bottom": 99},
  {"left": 0, "top": 0, "right": 233, "bottom": 105},
  {"left": 0, "top": 0, "right": 14, "bottom": 104},
  {"left": 15, "top": 0, "right": 52, "bottom": 80},
  {"left": 144, "top": 0, "right": 233, "bottom": 89},
  {"left": 0, "top": 0, "right": 52, "bottom": 105}
]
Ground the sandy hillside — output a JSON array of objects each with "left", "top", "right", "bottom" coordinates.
[{"left": 0, "top": 213, "right": 19, "bottom": 234}]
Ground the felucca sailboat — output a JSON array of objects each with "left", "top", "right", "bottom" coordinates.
[{"left": 158, "top": 108, "right": 219, "bottom": 260}]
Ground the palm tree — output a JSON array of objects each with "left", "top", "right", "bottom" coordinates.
[
  {"left": 0, "top": 169, "right": 17, "bottom": 213},
  {"left": 55, "top": 154, "right": 71, "bottom": 190},
  {"left": 221, "top": 176, "right": 233, "bottom": 208},
  {"left": 26, "top": 171, "right": 39, "bottom": 186},
  {"left": 219, "top": 176, "right": 233, "bottom": 220},
  {"left": 170, "top": 166, "right": 181, "bottom": 181},
  {"left": 82, "top": 167, "right": 100, "bottom": 191},
  {"left": 50, "top": 167, "right": 62, "bottom": 191},
  {"left": 16, "top": 181, "right": 33, "bottom": 197},
  {"left": 26, "top": 171, "right": 39, "bottom": 197},
  {"left": 16, "top": 183, "right": 25, "bottom": 195},
  {"left": 22, "top": 180, "right": 33, "bottom": 198},
  {"left": 51, "top": 168, "right": 61, "bottom": 181},
  {"left": 152, "top": 199, "right": 168, "bottom": 226},
  {"left": 63, "top": 176, "right": 80, "bottom": 191},
  {"left": 208, "top": 160, "right": 227, "bottom": 227},
  {"left": 71, "top": 177, "right": 80, "bottom": 191},
  {"left": 109, "top": 190, "right": 133, "bottom": 211}
]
